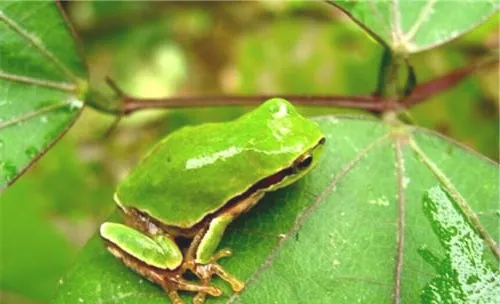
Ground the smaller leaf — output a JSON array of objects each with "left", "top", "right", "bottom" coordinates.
[
  {"left": 331, "top": 0, "right": 499, "bottom": 53},
  {"left": 0, "top": 179, "right": 76, "bottom": 301}
]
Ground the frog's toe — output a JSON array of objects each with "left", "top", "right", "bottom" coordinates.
[
  {"left": 193, "top": 292, "right": 206, "bottom": 304},
  {"left": 186, "top": 248, "right": 244, "bottom": 296},
  {"left": 208, "top": 248, "right": 244, "bottom": 292},
  {"left": 211, "top": 248, "right": 233, "bottom": 261},
  {"left": 206, "top": 262, "right": 244, "bottom": 292},
  {"left": 166, "top": 290, "right": 183, "bottom": 304},
  {"left": 189, "top": 263, "right": 243, "bottom": 304},
  {"left": 161, "top": 275, "right": 221, "bottom": 304}
]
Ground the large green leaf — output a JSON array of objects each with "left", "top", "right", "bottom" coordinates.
[
  {"left": 52, "top": 117, "right": 499, "bottom": 303},
  {"left": 0, "top": 1, "right": 87, "bottom": 190},
  {"left": 331, "top": 0, "right": 498, "bottom": 53}
]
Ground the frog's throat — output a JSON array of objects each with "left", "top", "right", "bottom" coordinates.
[{"left": 115, "top": 136, "right": 325, "bottom": 236}]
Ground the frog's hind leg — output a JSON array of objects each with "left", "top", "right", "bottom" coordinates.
[{"left": 101, "top": 222, "right": 221, "bottom": 304}]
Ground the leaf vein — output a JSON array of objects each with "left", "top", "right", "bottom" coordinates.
[
  {"left": 409, "top": 139, "right": 499, "bottom": 259},
  {"left": 0, "top": 100, "right": 76, "bottom": 130},
  {"left": 0, "top": 70, "right": 76, "bottom": 92},
  {"left": 367, "top": 0, "right": 392, "bottom": 42},
  {"left": 0, "top": 8, "right": 79, "bottom": 82},
  {"left": 391, "top": 0, "right": 403, "bottom": 43},
  {"left": 402, "top": 0, "right": 438, "bottom": 44},
  {"left": 392, "top": 139, "right": 406, "bottom": 304}
]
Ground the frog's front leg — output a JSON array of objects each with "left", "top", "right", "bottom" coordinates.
[
  {"left": 183, "top": 193, "right": 265, "bottom": 303},
  {"left": 181, "top": 215, "right": 242, "bottom": 304},
  {"left": 100, "top": 222, "right": 221, "bottom": 304}
]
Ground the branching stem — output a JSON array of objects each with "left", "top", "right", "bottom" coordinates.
[{"left": 90, "top": 56, "right": 497, "bottom": 117}]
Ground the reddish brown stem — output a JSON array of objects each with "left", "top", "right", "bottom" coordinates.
[
  {"left": 405, "top": 57, "right": 498, "bottom": 107},
  {"left": 120, "top": 95, "right": 392, "bottom": 114},
  {"left": 109, "top": 56, "right": 496, "bottom": 116}
]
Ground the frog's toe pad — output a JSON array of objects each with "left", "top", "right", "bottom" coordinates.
[
  {"left": 211, "top": 248, "right": 233, "bottom": 261},
  {"left": 209, "top": 248, "right": 244, "bottom": 292},
  {"left": 208, "top": 263, "right": 244, "bottom": 292}
]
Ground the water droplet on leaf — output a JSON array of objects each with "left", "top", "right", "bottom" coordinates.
[
  {"left": 25, "top": 146, "right": 39, "bottom": 159},
  {"left": 420, "top": 186, "right": 499, "bottom": 303},
  {"left": 1, "top": 160, "right": 18, "bottom": 180}
]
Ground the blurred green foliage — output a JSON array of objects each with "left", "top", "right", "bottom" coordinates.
[{"left": 0, "top": 1, "right": 497, "bottom": 303}]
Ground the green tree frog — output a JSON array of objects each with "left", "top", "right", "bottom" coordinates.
[{"left": 100, "top": 98, "right": 325, "bottom": 304}]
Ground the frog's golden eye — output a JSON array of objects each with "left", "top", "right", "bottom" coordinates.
[{"left": 294, "top": 154, "right": 313, "bottom": 171}]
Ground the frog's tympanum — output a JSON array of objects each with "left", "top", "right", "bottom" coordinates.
[{"left": 100, "top": 98, "right": 325, "bottom": 304}]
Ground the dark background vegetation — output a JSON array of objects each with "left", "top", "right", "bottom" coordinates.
[{"left": 0, "top": 2, "right": 498, "bottom": 303}]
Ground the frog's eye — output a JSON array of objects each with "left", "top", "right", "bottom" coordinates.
[{"left": 294, "top": 155, "right": 313, "bottom": 172}]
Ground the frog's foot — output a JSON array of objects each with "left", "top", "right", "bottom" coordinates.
[
  {"left": 158, "top": 274, "right": 221, "bottom": 304},
  {"left": 182, "top": 248, "right": 244, "bottom": 304},
  {"left": 106, "top": 244, "right": 221, "bottom": 304}
]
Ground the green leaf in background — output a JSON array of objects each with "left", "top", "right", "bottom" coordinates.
[
  {"left": 0, "top": 178, "right": 76, "bottom": 302},
  {"left": 0, "top": 131, "right": 115, "bottom": 303},
  {"left": 0, "top": 1, "right": 87, "bottom": 190},
  {"left": 331, "top": 0, "right": 499, "bottom": 53},
  {"left": 236, "top": 18, "right": 380, "bottom": 96},
  {"left": 52, "top": 117, "right": 499, "bottom": 303}
]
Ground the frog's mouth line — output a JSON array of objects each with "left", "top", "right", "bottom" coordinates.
[{"left": 121, "top": 137, "right": 326, "bottom": 236}]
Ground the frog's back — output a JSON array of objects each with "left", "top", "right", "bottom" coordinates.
[{"left": 116, "top": 99, "right": 323, "bottom": 228}]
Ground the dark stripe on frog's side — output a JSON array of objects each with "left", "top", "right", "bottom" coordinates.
[
  {"left": 120, "top": 137, "right": 325, "bottom": 238},
  {"left": 120, "top": 165, "right": 294, "bottom": 239}
]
